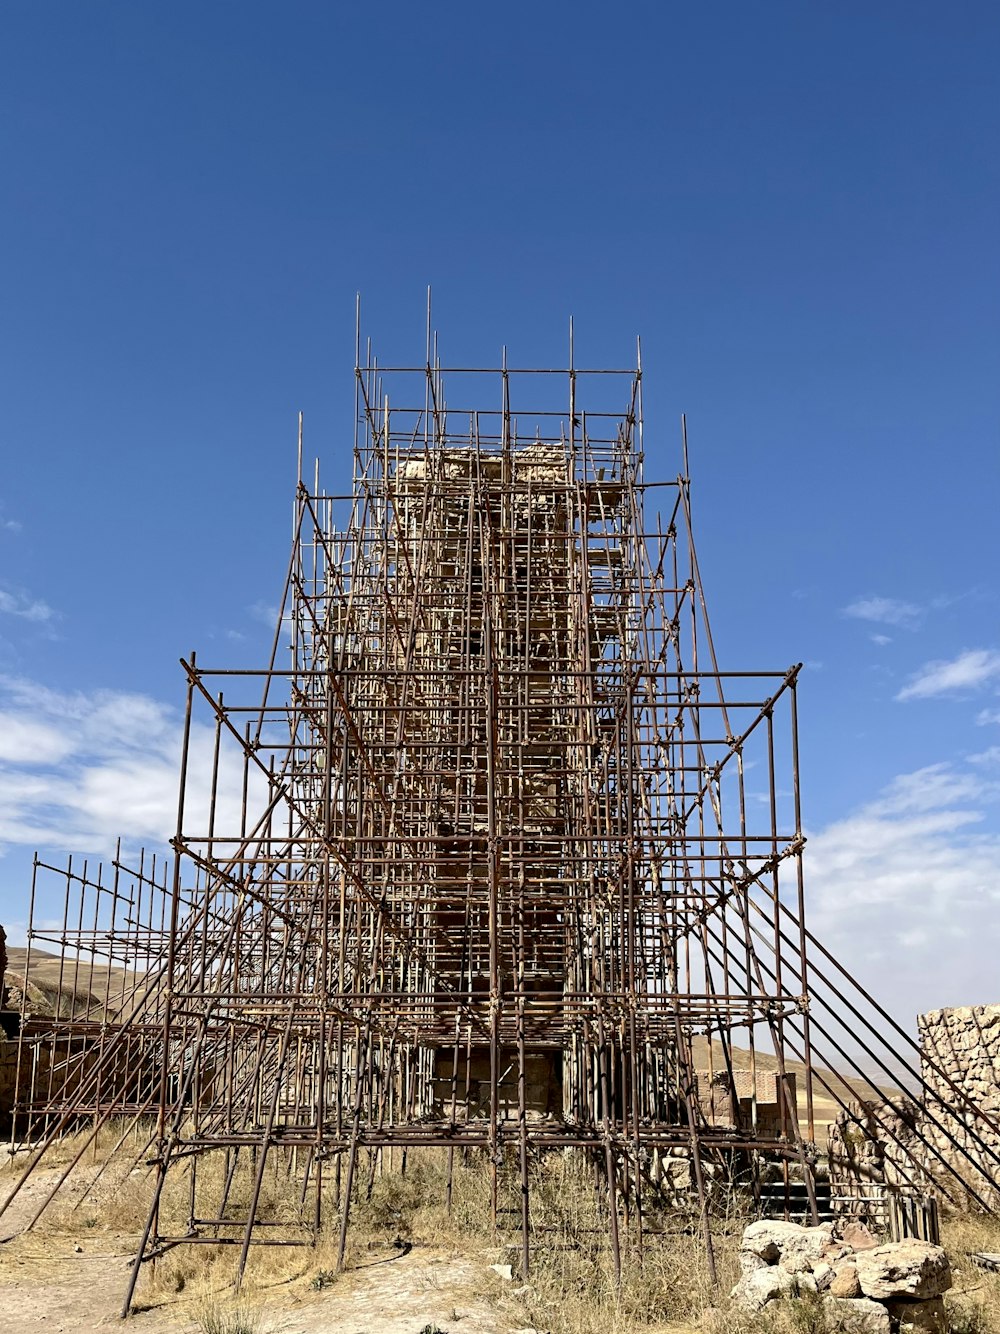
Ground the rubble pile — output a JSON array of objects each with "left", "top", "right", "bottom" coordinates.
[{"left": 732, "top": 1219, "right": 952, "bottom": 1332}]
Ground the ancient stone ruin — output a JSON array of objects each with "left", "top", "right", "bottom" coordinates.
[
  {"left": 2, "top": 332, "right": 1000, "bottom": 1318},
  {"left": 919, "top": 1006, "right": 1000, "bottom": 1207},
  {"left": 825, "top": 1005, "right": 1000, "bottom": 1238}
]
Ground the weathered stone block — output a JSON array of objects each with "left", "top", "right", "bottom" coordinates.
[
  {"left": 812, "top": 1261, "right": 834, "bottom": 1291},
  {"left": 779, "top": 1224, "right": 835, "bottom": 1272},
  {"left": 737, "top": 1249, "right": 768, "bottom": 1276},
  {"left": 729, "top": 1266, "right": 797, "bottom": 1312},
  {"left": 855, "top": 1240, "right": 951, "bottom": 1301},
  {"left": 822, "top": 1295, "right": 891, "bottom": 1333},
  {"left": 740, "top": 1218, "right": 810, "bottom": 1262},
  {"left": 740, "top": 1218, "right": 833, "bottom": 1268},
  {"left": 839, "top": 1220, "right": 879, "bottom": 1251},
  {"left": 829, "top": 1260, "right": 862, "bottom": 1298}
]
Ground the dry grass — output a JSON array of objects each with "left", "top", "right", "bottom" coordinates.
[
  {"left": 2, "top": 1114, "right": 154, "bottom": 1173},
  {"left": 938, "top": 1208, "right": 1000, "bottom": 1334},
  {"left": 195, "top": 1298, "right": 265, "bottom": 1334},
  {"left": 10, "top": 1134, "right": 1000, "bottom": 1334}
]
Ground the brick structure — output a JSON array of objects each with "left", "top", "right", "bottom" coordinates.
[{"left": 697, "top": 1068, "right": 799, "bottom": 1141}]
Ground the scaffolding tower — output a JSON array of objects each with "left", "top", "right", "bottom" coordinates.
[{"left": 6, "top": 326, "right": 1000, "bottom": 1316}]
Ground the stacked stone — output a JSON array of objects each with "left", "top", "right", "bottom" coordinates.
[
  {"left": 919, "top": 1005, "right": 1000, "bottom": 1204},
  {"left": 732, "top": 1219, "right": 952, "bottom": 1332},
  {"left": 828, "top": 1098, "right": 927, "bottom": 1215}
]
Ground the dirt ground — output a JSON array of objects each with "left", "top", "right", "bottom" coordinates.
[
  {"left": 0, "top": 1201, "right": 513, "bottom": 1334},
  {"left": 0, "top": 1157, "right": 652, "bottom": 1334}
]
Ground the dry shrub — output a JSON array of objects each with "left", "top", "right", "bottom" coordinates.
[
  {"left": 196, "top": 1296, "right": 265, "bottom": 1334},
  {"left": 349, "top": 1148, "right": 746, "bottom": 1334},
  {"left": 36, "top": 1155, "right": 155, "bottom": 1236}
]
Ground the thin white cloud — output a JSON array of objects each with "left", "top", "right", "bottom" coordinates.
[
  {"left": 0, "top": 918, "right": 61, "bottom": 950},
  {"left": 805, "top": 759, "right": 1000, "bottom": 1023},
  {"left": 0, "top": 587, "right": 54, "bottom": 623},
  {"left": 0, "top": 675, "right": 272, "bottom": 859},
  {"left": 0, "top": 713, "right": 76, "bottom": 764},
  {"left": 977, "top": 708, "right": 1000, "bottom": 726},
  {"left": 249, "top": 601, "right": 292, "bottom": 630},
  {"left": 843, "top": 595, "right": 921, "bottom": 629},
  {"left": 870, "top": 633, "right": 892, "bottom": 647},
  {"left": 870, "top": 761, "right": 989, "bottom": 815},
  {"left": 896, "top": 649, "right": 1000, "bottom": 701},
  {"left": 1, "top": 519, "right": 21, "bottom": 534}
]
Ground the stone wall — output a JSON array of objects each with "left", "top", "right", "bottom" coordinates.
[
  {"left": 431, "top": 1046, "right": 560, "bottom": 1119},
  {"left": 827, "top": 1098, "right": 925, "bottom": 1222},
  {"left": 823, "top": 1009, "right": 1000, "bottom": 1213},
  {"left": 0, "top": 921, "right": 10, "bottom": 1131},
  {"left": 918, "top": 1004, "right": 1000, "bottom": 1204}
]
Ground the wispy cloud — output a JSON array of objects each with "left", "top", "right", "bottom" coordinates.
[
  {"left": 0, "top": 714, "right": 77, "bottom": 764},
  {"left": 0, "top": 503, "right": 21, "bottom": 534},
  {"left": 977, "top": 708, "right": 1000, "bottom": 726},
  {"left": 805, "top": 760, "right": 1000, "bottom": 1020},
  {"left": 843, "top": 595, "right": 922, "bottom": 629},
  {"left": 0, "top": 677, "right": 179, "bottom": 854},
  {"left": 896, "top": 649, "right": 1000, "bottom": 701},
  {"left": 0, "top": 587, "right": 54, "bottom": 623},
  {"left": 870, "top": 633, "right": 892, "bottom": 647},
  {"left": 0, "top": 675, "right": 269, "bottom": 859},
  {"left": 249, "top": 601, "right": 292, "bottom": 631}
]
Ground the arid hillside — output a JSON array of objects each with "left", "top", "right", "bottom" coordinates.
[{"left": 3, "top": 946, "right": 145, "bottom": 1020}]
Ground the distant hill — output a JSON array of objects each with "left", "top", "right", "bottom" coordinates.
[
  {"left": 3, "top": 946, "right": 146, "bottom": 1020},
  {"left": 690, "top": 1035, "right": 902, "bottom": 1143}
]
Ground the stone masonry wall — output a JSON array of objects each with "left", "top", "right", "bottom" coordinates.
[
  {"left": 918, "top": 1004, "right": 1000, "bottom": 1203},
  {"left": 827, "top": 1098, "right": 925, "bottom": 1223}
]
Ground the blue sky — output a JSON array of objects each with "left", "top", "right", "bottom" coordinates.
[{"left": 1, "top": 2, "right": 998, "bottom": 1029}]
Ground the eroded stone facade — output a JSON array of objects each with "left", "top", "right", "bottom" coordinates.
[{"left": 918, "top": 1004, "right": 1000, "bottom": 1204}]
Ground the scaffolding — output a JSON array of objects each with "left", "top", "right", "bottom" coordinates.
[{"left": 4, "top": 324, "right": 1000, "bottom": 1314}]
